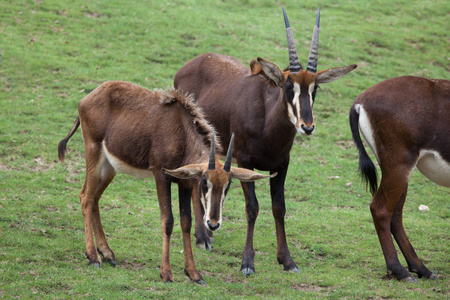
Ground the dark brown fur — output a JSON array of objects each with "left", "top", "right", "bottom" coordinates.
[{"left": 174, "top": 53, "right": 356, "bottom": 274}]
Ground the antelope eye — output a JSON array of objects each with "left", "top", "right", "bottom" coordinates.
[
  {"left": 201, "top": 176, "right": 207, "bottom": 185},
  {"left": 285, "top": 86, "right": 294, "bottom": 103}
]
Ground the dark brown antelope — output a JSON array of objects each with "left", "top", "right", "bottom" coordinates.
[
  {"left": 174, "top": 7, "right": 357, "bottom": 275},
  {"left": 350, "top": 76, "right": 449, "bottom": 282},
  {"left": 57, "top": 81, "right": 274, "bottom": 284}
]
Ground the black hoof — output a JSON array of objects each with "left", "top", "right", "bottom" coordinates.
[
  {"left": 240, "top": 267, "right": 255, "bottom": 276},
  {"left": 400, "top": 276, "right": 417, "bottom": 283},
  {"left": 106, "top": 260, "right": 116, "bottom": 267},
  {"left": 88, "top": 262, "right": 101, "bottom": 268},
  {"left": 287, "top": 266, "right": 300, "bottom": 273},
  {"left": 194, "top": 279, "right": 207, "bottom": 285},
  {"left": 196, "top": 241, "right": 212, "bottom": 252}
]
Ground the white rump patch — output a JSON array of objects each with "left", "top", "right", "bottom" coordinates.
[
  {"left": 102, "top": 142, "right": 154, "bottom": 178},
  {"left": 416, "top": 150, "right": 450, "bottom": 187},
  {"left": 355, "top": 104, "right": 379, "bottom": 162}
]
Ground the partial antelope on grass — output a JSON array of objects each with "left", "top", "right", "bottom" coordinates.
[
  {"left": 350, "top": 76, "right": 449, "bottom": 282},
  {"left": 58, "top": 81, "right": 274, "bottom": 284},
  {"left": 174, "top": 7, "right": 356, "bottom": 275}
]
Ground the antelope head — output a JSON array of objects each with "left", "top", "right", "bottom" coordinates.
[
  {"left": 163, "top": 132, "right": 276, "bottom": 231},
  {"left": 251, "top": 7, "right": 357, "bottom": 136}
]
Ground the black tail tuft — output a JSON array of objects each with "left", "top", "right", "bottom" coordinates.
[
  {"left": 58, "top": 139, "right": 68, "bottom": 163},
  {"left": 349, "top": 106, "right": 378, "bottom": 195},
  {"left": 58, "top": 116, "right": 81, "bottom": 163}
]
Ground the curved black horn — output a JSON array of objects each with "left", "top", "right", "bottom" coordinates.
[
  {"left": 306, "top": 8, "right": 320, "bottom": 73},
  {"left": 208, "top": 131, "right": 216, "bottom": 170},
  {"left": 282, "top": 6, "right": 302, "bottom": 73},
  {"left": 223, "top": 132, "right": 235, "bottom": 172}
]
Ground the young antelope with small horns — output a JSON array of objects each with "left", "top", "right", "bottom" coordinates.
[{"left": 58, "top": 81, "right": 274, "bottom": 284}]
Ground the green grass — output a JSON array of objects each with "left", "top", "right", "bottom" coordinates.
[{"left": 1, "top": 0, "right": 449, "bottom": 298}]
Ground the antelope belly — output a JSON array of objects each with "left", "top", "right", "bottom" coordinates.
[
  {"left": 416, "top": 150, "right": 450, "bottom": 187},
  {"left": 102, "top": 142, "right": 154, "bottom": 178}
]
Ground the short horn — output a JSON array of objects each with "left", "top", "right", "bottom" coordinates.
[
  {"left": 208, "top": 131, "right": 216, "bottom": 170},
  {"left": 306, "top": 8, "right": 320, "bottom": 73},
  {"left": 223, "top": 133, "right": 235, "bottom": 172},
  {"left": 282, "top": 6, "right": 302, "bottom": 73}
]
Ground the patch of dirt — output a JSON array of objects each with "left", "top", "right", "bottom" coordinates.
[
  {"left": 0, "top": 162, "right": 12, "bottom": 171},
  {"left": 31, "top": 157, "right": 56, "bottom": 172},
  {"left": 291, "top": 283, "right": 326, "bottom": 292},
  {"left": 336, "top": 139, "right": 354, "bottom": 150}
]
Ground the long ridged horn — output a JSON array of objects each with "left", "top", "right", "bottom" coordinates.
[
  {"left": 282, "top": 6, "right": 302, "bottom": 73},
  {"left": 306, "top": 8, "right": 320, "bottom": 73},
  {"left": 223, "top": 133, "right": 235, "bottom": 172},
  {"left": 208, "top": 131, "right": 216, "bottom": 170}
]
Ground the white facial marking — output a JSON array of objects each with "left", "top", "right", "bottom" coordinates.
[
  {"left": 308, "top": 83, "right": 315, "bottom": 107},
  {"left": 416, "top": 150, "right": 450, "bottom": 187},
  {"left": 356, "top": 104, "right": 380, "bottom": 163},
  {"left": 216, "top": 182, "right": 229, "bottom": 228},
  {"left": 288, "top": 83, "right": 307, "bottom": 135},
  {"left": 293, "top": 83, "right": 300, "bottom": 106},
  {"left": 203, "top": 180, "right": 212, "bottom": 223}
]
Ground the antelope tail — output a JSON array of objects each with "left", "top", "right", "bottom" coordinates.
[
  {"left": 349, "top": 107, "right": 378, "bottom": 195},
  {"left": 58, "top": 116, "right": 80, "bottom": 163}
]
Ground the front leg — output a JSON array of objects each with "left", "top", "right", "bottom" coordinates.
[
  {"left": 270, "top": 164, "right": 299, "bottom": 272},
  {"left": 179, "top": 184, "right": 206, "bottom": 284},
  {"left": 240, "top": 180, "right": 259, "bottom": 275},
  {"left": 154, "top": 173, "right": 174, "bottom": 283}
]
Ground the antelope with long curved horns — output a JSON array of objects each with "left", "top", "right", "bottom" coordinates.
[
  {"left": 57, "top": 81, "right": 274, "bottom": 284},
  {"left": 350, "top": 76, "right": 449, "bottom": 282},
  {"left": 174, "top": 7, "right": 357, "bottom": 275}
]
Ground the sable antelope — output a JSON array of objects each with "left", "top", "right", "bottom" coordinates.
[
  {"left": 174, "top": 7, "right": 357, "bottom": 275},
  {"left": 57, "top": 81, "right": 274, "bottom": 284},
  {"left": 349, "top": 76, "right": 450, "bottom": 282}
]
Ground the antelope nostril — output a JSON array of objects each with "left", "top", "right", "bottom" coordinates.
[
  {"left": 207, "top": 220, "right": 220, "bottom": 231},
  {"left": 301, "top": 124, "right": 315, "bottom": 135}
]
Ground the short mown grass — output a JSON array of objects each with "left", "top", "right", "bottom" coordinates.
[{"left": 1, "top": 0, "right": 448, "bottom": 298}]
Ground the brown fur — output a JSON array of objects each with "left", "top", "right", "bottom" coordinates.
[
  {"left": 58, "top": 81, "right": 273, "bottom": 284},
  {"left": 350, "top": 76, "right": 450, "bottom": 282},
  {"left": 174, "top": 52, "right": 356, "bottom": 275}
]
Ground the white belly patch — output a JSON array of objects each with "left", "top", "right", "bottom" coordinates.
[
  {"left": 102, "top": 142, "right": 154, "bottom": 178},
  {"left": 416, "top": 150, "right": 450, "bottom": 187}
]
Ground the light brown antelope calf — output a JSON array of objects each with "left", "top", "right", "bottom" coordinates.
[
  {"left": 58, "top": 81, "right": 274, "bottom": 284},
  {"left": 350, "top": 76, "right": 449, "bottom": 282},
  {"left": 175, "top": 7, "right": 356, "bottom": 275}
]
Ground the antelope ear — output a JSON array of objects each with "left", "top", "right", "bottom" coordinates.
[
  {"left": 230, "top": 167, "right": 277, "bottom": 182},
  {"left": 316, "top": 64, "right": 357, "bottom": 84},
  {"left": 251, "top": 57, "right": 286, "bottom": 87},
  {"left": 163, "top": 164, "right": 205, "bottom": 179}
]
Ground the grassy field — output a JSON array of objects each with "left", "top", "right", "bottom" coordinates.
[{"left": 1, "top": 0, "right": 449, "bottom": 298}]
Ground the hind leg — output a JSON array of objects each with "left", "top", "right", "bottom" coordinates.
[
  {"left": 80, "top": 142, "right": 114, "bottom": 267},
  {"left": 370, "top": 163, "right": 415, "bottom": 281},
  {"left": 91, "top": 161, "right": 116, "bottom": 266},
  {"left": 391, "top": 186, "right": 435, "bottom": 280}
]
